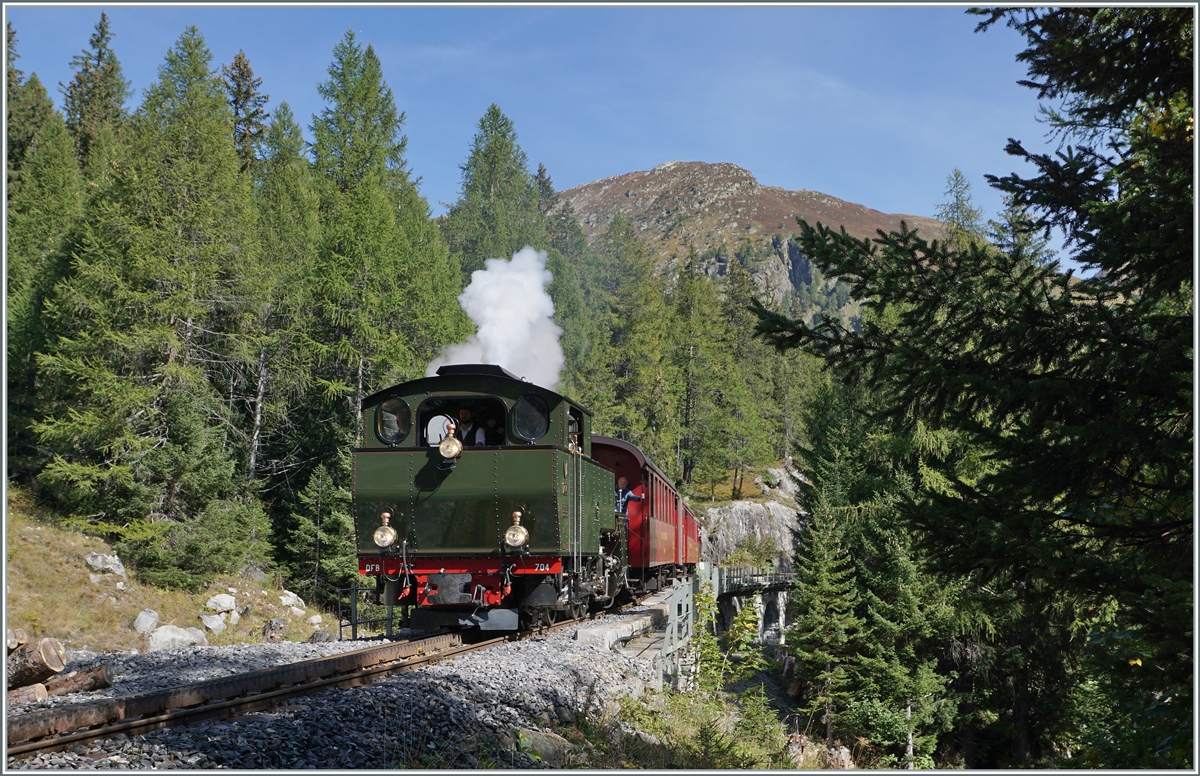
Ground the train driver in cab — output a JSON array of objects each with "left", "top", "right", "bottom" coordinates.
[
  {"left": 616, "top": 476, "right": 643, "bottom": 515},
  {"left": 447, "top": 407, "right": 486, "bottom": 447}
]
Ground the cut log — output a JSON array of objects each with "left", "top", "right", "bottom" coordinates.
[
  {"left": 7, "top": 683, "right": 48, "bottom": 705},
  {"left": 44, "top": 664, "right": 113, "bottom": 697},
  {"left": 6, "top": 628, "right": 27, "bottom": 656},
  {"left": 6, "top": 637, "right": 66, "bottom": 689}
]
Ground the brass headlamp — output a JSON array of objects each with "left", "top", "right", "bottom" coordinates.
[
  {"left": 504, "top": 509, "right": 529, "bottom": 548},
  {"left": 373, "top": 511, "right": 398, "bottom": 548}
]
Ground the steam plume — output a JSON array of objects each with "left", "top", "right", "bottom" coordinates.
[{"left": 426, "top": 247, "right": 564, "bottom": 389}]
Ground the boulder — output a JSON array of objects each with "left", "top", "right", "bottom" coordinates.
[
  {"left": 229, "top": 608, "right": 240, "bottom": 625},
  {"left": 147, "top": 625, "right": 207, "bottom": 652},
  {"left": 516, "top": 728, "right": 573, "bottom": 768},
  {"left": 205, "top": 594, "right": 236, "bottom": 613},
  {"left": 278, "top": 590, "right": 304, "bottom": 608},
  {"left": 308, "top": 629, "right": 336, "bottom": 644},
  {"left": 199, "top": 614, "right": 226, "bottom": 635},
  {"left": 306, "top": 614, "right": 323, "bottom": 626},
  {"left": 262, "top": 618, "right": 287, "bottom": 643},
  {"left": 133, "top": 609, "right": 160, "bottom": 634},
  {"left": 84, "top": 552, "right": 126, "bottom": 577},
  {"left": 288, "top": 606, "right": 305, "bottom": 618}
]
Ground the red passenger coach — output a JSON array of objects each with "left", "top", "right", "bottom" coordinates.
[{"left": 592, "top": 436, "right": 697, "bottom": 589}]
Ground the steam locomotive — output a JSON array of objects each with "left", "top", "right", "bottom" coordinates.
[{"left": 353, "top": 364, "right": 701, "bottom": 631}]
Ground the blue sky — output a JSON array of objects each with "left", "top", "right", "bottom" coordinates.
[{"left": 6, "top": 4, "right": 1073, "bottom": 264}]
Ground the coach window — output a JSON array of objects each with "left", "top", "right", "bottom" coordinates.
[
  {"left": 376, "top": 398, "right": 411, "bottom": 446},
  {"left": 512, "top": 394, "right": 550, "bottom": 443}
]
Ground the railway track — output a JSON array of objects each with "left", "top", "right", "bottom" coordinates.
[{"left": 6, "top": 604, "right": 625, "bottom": 761}]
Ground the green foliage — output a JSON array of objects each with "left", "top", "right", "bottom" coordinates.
[
  {"left": 721, "top": 534, "right": 779, "bottom": 568},
  {"left": 758, "top": 7, "right": 1192, "bottom": 767},
  {"left": 311, "top": 30, "right": 406, "bottom": 192},
  {"left": 285, "top": 459, "right": 357, "bottom": 603},
  {"left": 221, "top": 50, "right": 268, "bottom": 173},
  {"left": 439, "top": 103, "right": 547, "bottom": 282},
  {"left": 60, "top": 12, "right": 129, "bottom": 173}
]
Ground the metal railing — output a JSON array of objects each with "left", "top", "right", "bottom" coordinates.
[{"left": 336, "top": 582, "right": 406, "bottom": 641}]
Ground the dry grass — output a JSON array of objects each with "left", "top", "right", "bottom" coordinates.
[{"left": 5, "top": 487, "right": 332, "bottom": 654}]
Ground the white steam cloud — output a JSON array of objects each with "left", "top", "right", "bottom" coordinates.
[{"left": 426, "top": 246, "right": 564, "bottom": 389}]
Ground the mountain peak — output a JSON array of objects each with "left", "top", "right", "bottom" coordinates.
[{"left": 557, "top": 160, "right": 942, "bottom": 260}]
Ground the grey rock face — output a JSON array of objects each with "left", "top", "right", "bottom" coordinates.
[
  {"left": 133, "top": 609, "right": 160, "bottom": 634},
  {"left": 703, "top": 500, "right": 802, "bottom": 570}
]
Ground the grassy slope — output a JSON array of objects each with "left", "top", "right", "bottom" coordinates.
[{"left": 5, "top": 487, "right": 328, "bottom": 654}]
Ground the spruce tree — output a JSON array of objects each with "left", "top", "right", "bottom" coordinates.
[
  {"left": 439, "top": 103, "right": 547, "bottom": 282},
  {"left": 222, "top": 50, "right": 269, "bottom": 173},
  {"left": 60, "top": 12, "right": 130, "bottom": 174},
  {"left": 7, "top": 72, "right": 56, "bottom": 201},
  {"left": 756, "top": 7, "right": 1192, "bottom": 766}
]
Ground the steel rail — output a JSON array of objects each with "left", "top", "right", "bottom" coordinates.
[
  {"left": 6, "top": 591, "right": 655, "bottom": 760},
  {"left": 5, "top": 632, "right": 466, "bottom": 757}
]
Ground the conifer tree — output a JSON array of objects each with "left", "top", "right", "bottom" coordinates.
[
  {"left": 592, "top": 215, "right": 678, "bottom": 472},
  {"left": 309, "top": 30, "right": 467, "bottom": 447},
  {"left": 285, "top": 459, "right": 357, "bottom": 603},
  {"left": 311, "top": 30, "right": 406, "bottom": 192},
  {"left": 60, "top": 12, "right": 130, "bottom": 174},
  {"left": 6, "top": 107, "right": 82, "bottom": 479},
  {"left": 757, "top": 7, "right": 1192, "bottom": 766},
  {"left": 239, "top": 102, "right": 320, "bottom": 483},
  {"left": 34, "top": 27, "right": 260, "bottom": 567},
  {"left": 671, "top": 254, "right": 728, "bottom": 483},
  {"left": 789, "top": 501, "right": 861, "bottom": 748},
  {"left": 7, "top": 72, "right": 55, "bottom": 201},
  {"left": 935, "top": 168, "right": 986, "bottom": 250},
  {"left": 440, "top": 103, "right": 547, "bottom": 282},
  {"left": 222, "top": 50, "right": 269, "bottom": 174}
]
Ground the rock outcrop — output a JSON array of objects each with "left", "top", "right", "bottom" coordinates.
[{"left": 703, "top": 500, "right": 803, "bottom": 571}]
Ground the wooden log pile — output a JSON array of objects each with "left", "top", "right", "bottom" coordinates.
[{"left": 6, "top": 629, "right": 115, "bottom": 705}]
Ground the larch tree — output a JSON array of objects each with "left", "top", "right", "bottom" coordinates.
[{"left": 439, "top": 103, "right": 547, "bottom": 283}]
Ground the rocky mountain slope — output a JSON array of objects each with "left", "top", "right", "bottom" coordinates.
[
  {"left": 559, "top": 160, "right": 942, "bottom": 255},
  {"left": 557, "top": 161, "right": 945, "bottom": 308}
]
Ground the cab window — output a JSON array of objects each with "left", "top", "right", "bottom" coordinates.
[
  {"left": 417, "top": 396, "right": 507, "bottom": 447},
  {"left": 376, "top": 397, "right": 411, "bottom": 445}
]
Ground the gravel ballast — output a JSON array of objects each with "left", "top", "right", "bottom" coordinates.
[{"left": 6, "top": 629, "right": 656, "bottom": 770}]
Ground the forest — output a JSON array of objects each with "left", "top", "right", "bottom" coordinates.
[{"left": 5, "top": 7, "right": 1191, "bottom": 769}]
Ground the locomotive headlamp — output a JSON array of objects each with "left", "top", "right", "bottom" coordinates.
[
  {"left": 373, "top": 512, "right": 398, "bottom": 548},
  {"left": 504, "top": 510, "right": 529, "bottom": 547},
  {"left": 438, "top": 435, "right": 463, "bottom": 460}
]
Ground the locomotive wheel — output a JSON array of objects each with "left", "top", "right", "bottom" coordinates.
[
  {"left": 544, "top": 608, "right": 559, "bottom": 625},
  {"left": 571, "top": 602, "right": 587, "bottom": 620}
]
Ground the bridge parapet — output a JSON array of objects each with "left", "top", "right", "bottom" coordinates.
[{"left": 696, "top": 562, "right": 795, "bottom": 598}]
